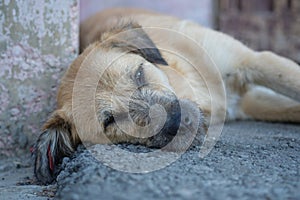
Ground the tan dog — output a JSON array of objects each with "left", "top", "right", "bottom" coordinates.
[{"left": 34, "top": 8, "right": 300, "bottom": 184}]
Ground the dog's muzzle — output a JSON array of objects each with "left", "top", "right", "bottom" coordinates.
[
  {"left": 129, "top": 89, "right": 204, "bottom": 149},
  {"left": 129, "top": 89, "right": 180, "bottom": 134}
]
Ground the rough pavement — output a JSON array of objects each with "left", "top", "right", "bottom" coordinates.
[
  {"left": 0, "top": 155, "right": 56, "bottom": 199},
  {"left": 1, "top": 121, "right": 299, "bottom": 199},
  {"left": 55, "top": 121, "right": 300, "bottom": 200}
]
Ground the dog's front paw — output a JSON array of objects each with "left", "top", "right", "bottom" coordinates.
[
  {"left": 34, "top": 128, "right": 74, "bottom": 184},
  {"left": 34, "top": 130, "right": 57, "bottom": 184}
]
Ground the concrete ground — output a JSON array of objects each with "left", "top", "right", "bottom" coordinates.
[
  {"left": 0, "top": 155, "right": 56, "bottom": 199},
  {"left": 1, "top": 121, "right": 300, "bottom": 199}
]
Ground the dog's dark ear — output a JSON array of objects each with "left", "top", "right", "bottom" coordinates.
[{"left": 103, "top": 22, "right": 168, "bottom": 65}]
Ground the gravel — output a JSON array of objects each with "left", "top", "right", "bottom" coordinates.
[{"left": 54, "top": 121, "right": 300, "bottom": 200}]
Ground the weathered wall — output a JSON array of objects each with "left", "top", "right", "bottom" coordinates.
[
  {"left": 0, "top": 0, "right": 79, "bottom": 157},
  {"left": 218, "top": 0, "right": 300, "bottom": 63}
]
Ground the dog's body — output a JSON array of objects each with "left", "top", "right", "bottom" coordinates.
[{"left": 34, "top": 8, "right": 300, "bottom": 184}]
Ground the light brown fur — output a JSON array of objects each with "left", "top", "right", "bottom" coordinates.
[{"left": 34, "top": 8, "right": 300, "bottom": 184}]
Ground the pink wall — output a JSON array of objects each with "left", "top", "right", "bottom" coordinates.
[
  {"left": 80, "top": 0, "right": 215, "bottom": 28},
  {"left": 0, "top": 0, "right": 79, "bottom": 157}
]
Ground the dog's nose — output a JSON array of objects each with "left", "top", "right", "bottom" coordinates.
[
  {"left": 128, "top": 89, "right": 183, "bottom": 137},
  {"left": 160, "top": 98, "right": 181, "bottom": 136}
]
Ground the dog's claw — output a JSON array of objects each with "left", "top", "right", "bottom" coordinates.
[
  {"left": 30, "top": 146, "right": 36, "bottom": 154},
  {"left": 47, "top": 143, "right": 54, "bottom": 172}
]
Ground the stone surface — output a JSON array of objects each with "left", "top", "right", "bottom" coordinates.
[
  {"left": 55, "top": 121, "right": 300, "bottom": 200},
  {"left": 0, "top": 121, "right": 299, "bottom": 199},
  {"left": 0, "top": 0, "right": 79, "bottom": 157},
  {"left": 0, "top": 155, "right": 56, "bottom": 200}
]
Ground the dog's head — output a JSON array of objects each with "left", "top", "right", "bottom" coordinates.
[{"left": 75, "top": 22, "right": 206, "bottom": 151}]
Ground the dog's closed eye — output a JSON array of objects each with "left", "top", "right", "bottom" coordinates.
[{"left": 134, "top": 63, "right": 146, "bottom": 87}]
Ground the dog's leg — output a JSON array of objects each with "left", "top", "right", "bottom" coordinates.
[
  {"left": 243, "top": 51, "right": 300, "bottom": 102},
  {"left": 241, "top": 86, "right": 300, "bottom": 123},
  {"left": 34, "top": 109, "right": 79, "bottom": 184}
]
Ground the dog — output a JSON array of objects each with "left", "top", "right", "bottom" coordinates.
[{"left": 34, "top": 8, "right": 300, "bottom": 184}]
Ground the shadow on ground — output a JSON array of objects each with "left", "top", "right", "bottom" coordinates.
[{"left": 1, "top": 121, "right": 300, "bottom": 199}]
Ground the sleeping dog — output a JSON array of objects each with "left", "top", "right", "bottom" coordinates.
[{"left": 34, "top": 8, "right": 300, "bottom": 184}]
